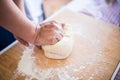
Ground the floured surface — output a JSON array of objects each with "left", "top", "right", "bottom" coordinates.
[
  {"left": 12, "top": 25, "right": 120, "bottom": 80},
  {"left": 11, "top": 9, "right": 120, "bottom": 80}
]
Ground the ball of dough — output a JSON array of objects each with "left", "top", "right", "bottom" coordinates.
[{"left": 42, "top": 24, "right": 74, "bottom": 59}]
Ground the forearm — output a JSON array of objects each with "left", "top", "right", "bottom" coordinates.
[
  {"left": 13, "top": 0, "right": 25, "bottom": 14},
  {"left": 0, "top": 0, "right": 35, "bottom": 43}
]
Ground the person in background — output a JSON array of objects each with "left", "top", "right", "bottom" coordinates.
[{"left": 0, "top": 0, "right": 64, "bottom": 47}]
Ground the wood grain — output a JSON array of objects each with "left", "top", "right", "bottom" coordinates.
[{"left": 0, "top": 43, "right": 25, "bottom": 80}]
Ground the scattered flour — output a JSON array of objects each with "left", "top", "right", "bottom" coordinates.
[
  {"left": 17, "top": 48, "right": 35, "bottom": 76},
  {"left": 88, "top": 77, "right": 94, "bottom": 80},
  {"left": 11, "top": 47, "right": 84, "bottom": 80}
]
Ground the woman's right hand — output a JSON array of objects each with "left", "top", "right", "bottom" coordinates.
[
  {"left": 15, "top": 20, "right": 64, "bottom": 47},
  {"left": 34, "top": 20, "right": 64, "bottom": 46}
]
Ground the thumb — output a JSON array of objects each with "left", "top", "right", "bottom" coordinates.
[{"left": 61, "top": 23, "right": 65, "bottom": 28}]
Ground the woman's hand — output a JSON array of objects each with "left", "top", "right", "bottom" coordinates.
[
  {"left": 34, "top": 20, "right": 64, "bottom": 46},
  {"left": 15, "top": 20, "right": 65, "bottom": 46}
]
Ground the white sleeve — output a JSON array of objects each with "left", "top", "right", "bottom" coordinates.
[{"left": 24, "top": 0, "right": 44, "bottom": 24}]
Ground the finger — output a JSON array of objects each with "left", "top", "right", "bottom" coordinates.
[
  {"left": 57, "top": 29, "right": 64, "bottom": 36},
  {"left": 52, "top": 22, "right": 65, "bottom": 30},
  {"left": 58, "top": 32, "right": 63, "bottom": 40},
  {"left": 53, "top": 22, "right": 63, "bottom": 30},
  {"left": 42, "top": 20, "right": 58, "bottom": 28},
  {"left": 40, "top": 20, "right": 59, "bottom": 27},
  {"left": 56, "top": 34, "right": 63, "bottom": 42},
  {"left": 61, "top": 23, "right": 65, "bottom": 28},
  {"left": 55, "top": 22, "right": 65, "bottom": 29},
  {"left": 36, "top": 45, "right": 42, "bottom": 49},
  {"left": 49, "top": 38, "right": 58, "bottom": 45},
  {"left": 45, "top": 32, "right": 63, "bottom": 45},
  {"left": 39, "top": 21, "right": 52, "bottom": 27},
  {"left": 52, "top": 32, "right": 63, "bottom": 42},
  {"left": 41, "top": 20, "right": 56, "bottom": 26},
  {"left": 39, "top": 23, "right": 46, "bottom": 28},
  {"left": 43, "top": 23, "right": 59, "bottom": 30},
  {"left": 40, "top": 21, "right": 63, "bottom": 30},
  {"left": 46, "top": 20, "right": 57, "bottom": 24}
]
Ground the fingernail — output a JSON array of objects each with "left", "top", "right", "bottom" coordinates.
[{"left": 61, "top": 23, "right": 65, "bottom": 28}]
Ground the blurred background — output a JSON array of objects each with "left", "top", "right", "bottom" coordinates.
[{"left": 0, "top": 0, "right": 119, "bottom": 51}]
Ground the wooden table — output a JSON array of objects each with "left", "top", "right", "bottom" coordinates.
[
  {"left": 43, "top": 0, "right": 71, "bottom": 18},
  {"left": 0, "top": 8, "right": 120, "bottom": 80}
]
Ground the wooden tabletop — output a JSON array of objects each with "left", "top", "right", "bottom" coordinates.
[
  {"left": 43, "top": 0, "right": 71, "bottom": 18},
  {"left": 0, "top": 8, "right": 120, "bottom": 80}
]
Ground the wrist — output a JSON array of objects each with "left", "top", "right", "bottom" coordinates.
[
  {"left": 23, "top": 22, "right": 36, "bottom": 44},
  {"left": 29, "top": 23, "right": 37, "bottom": 44},
  {"left": 33, "top": 24, "right": 42, "bottom": 46}
]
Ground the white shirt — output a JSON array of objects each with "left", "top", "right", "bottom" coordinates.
[{"left": 24, "top": 0, "right": 43, "bottom": 24}]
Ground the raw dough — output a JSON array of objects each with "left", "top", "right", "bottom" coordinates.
[{"left": 42, "top": 24, "right": 74, "bottom": 59}]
